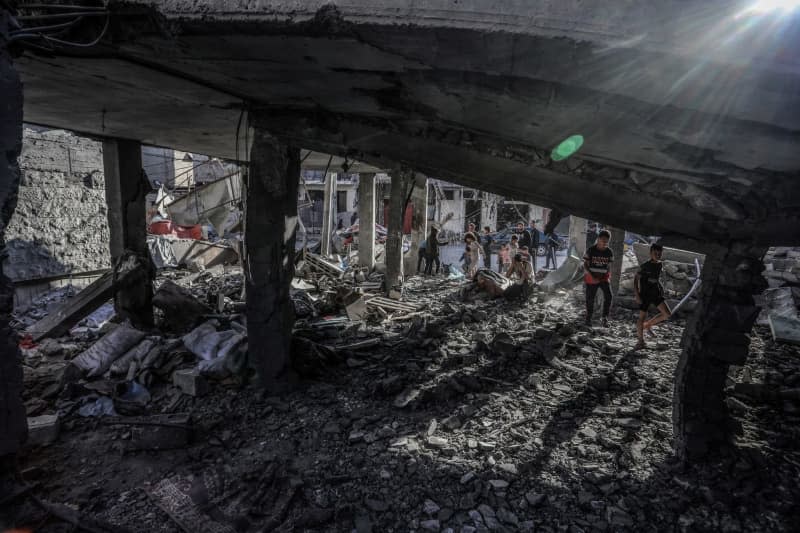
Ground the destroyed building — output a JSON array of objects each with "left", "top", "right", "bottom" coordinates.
[{"left": 2, "top": 1, "right": 800, "bottom": 532}]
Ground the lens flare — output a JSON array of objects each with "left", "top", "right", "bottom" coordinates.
[
  {"left": 745, "top": 0, "right": 800, "bottom": 12},
  {"left": 551, "top": 135, "right": 584, "bottom": 161}
]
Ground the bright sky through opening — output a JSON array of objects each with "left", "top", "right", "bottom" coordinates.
[{"left": 746, "top": 0, "right": 800, "bottom": 12}]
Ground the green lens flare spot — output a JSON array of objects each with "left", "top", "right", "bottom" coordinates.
[{"left": 551, "top": 135, "right": 584, "bottom": 161}]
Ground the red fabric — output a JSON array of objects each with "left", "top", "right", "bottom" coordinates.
[
  {"left": 584, "top": 272, "right": 611, "bottom": 285},
  {"left": 148, "top": 221, "right": 202, "bottom": 240},
  {"left": 19, "top": 334, "right": 37, "bottom": 350}
]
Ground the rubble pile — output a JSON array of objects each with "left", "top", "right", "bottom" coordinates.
[
  {"left": 760, "top": 247, "right": 800, "bottom": 345},
  {"left": 8, "top": 260, "right": 800, "bottom": 532}
]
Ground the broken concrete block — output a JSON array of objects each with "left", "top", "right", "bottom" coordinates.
[
  {"left": 345, "top": 295, "right": 368, "bottom": 321},
  {"left": 769, "top": 313, "right": 800, "bottom": 345},
  {"left": 27, "top": 414, "right": 60, "bottom": 447},
  {"left": 153, "top": 280, "right": 212, "bottom": 332},
  {"left": 125, "top": 413, "right": 191, "bottom": 451},
  {"left": 173, "top": 368, "right": 209, "bottom": 397}
]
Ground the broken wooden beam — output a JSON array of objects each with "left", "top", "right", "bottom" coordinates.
[
  {"left": 305, "top": 252, "right": 345, "bottom": 278},
  {"left": 364, "top": 296, "right": 418, "bottom": 313},
  {"left": 26, "top": 269, "right": 114, "bottom": 341}
]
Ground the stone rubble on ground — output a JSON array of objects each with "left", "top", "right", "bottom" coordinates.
[{"left": 7, "top": 247, "right": 800, "bottom": 531}]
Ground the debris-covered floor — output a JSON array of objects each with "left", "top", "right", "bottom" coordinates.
[{"left": 7, "top": 267, "right": 800, "bottom": 533}]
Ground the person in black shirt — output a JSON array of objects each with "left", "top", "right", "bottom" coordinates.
[
  {"left": 529, "top": 220, "right": 540, "bottom": 272},
  {"left": 482, "top": 226, "right": 493, "bottom": 268},
  {"left": 583, "top": 230, "right": 614, "bottom": 327},
  {"left": 634, "top": 243, "right": 671, "bottom": 350},
  {"left": 516, "top": 221, "right": 533, "bottom": 271},
  {"left": 544, "top": 230, "right": 559, "bottom": 270},
  {"left": 424, "top": 226, "right": 444, "bottom": 275}
]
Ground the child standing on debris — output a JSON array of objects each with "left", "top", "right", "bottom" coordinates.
[
  {"left": 583, "top": 229, "right": 614, "bottom": 327},
  {"left": 509, "top": 234, "right": 519, "bottom": 260},
  {"left": 506, "top": 252, "right": 534, "bottom": 298},
  {"left": 499, "top": 244, "right": 512, "bottom": 272},
  {"left": 634, "top": 243, "right": 672, "bottom": 350},
  {"left": 464, "top": 232, "right": 483, "bottom": 279}
]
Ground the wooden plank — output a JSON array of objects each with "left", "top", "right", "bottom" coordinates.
[{"left": 26, "top": 270, "right": 114, "bottom": 341}]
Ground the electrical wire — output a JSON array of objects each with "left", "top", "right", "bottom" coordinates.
[
  {"left": 17, "top": 4, "right": 107, "bottom": 11},
  {"left": 9, "top": 15, "right": 85, "bottom": 35},
  {"left": 38, "top": 13, "right": 109, "bottom": 47},
  {"left": 17, "top": 11, "right": 107, "bottom": 21}
]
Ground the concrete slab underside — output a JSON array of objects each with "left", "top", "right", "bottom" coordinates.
[{"left": 13, "top": 0, "right": 800, "bottom": 245}]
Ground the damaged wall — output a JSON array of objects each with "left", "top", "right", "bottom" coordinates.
[{"left": 4, "top": 128, "right": 110, "bottom": 283}]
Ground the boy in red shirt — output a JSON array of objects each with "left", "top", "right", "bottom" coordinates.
[{"left": 583, "top": 230, "right": 613, "bottom": 326}]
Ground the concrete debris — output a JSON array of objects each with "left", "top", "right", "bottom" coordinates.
[
  {"left": 152, "top": 280, "right": 212, "bottom": 332},
  {"left": 10, "top": 247, "right": 800, "bottom": 532},
  {"left": 71, "top": 324, "right": 147, "bottom": 377},
  {"left": 26, "top": 413, "right": 60, "bottom": 447},
  {"left": 122, "top": 413, "right": 192, "bottom": 452},
  {"left": 172, "top": 368, "right": 209, "bottom": 397},
  {"left": 768, "top": 314, "right": 800, "bottom": 346}
]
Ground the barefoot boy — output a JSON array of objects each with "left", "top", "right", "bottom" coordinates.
[{"left": 634, "top": 243, "right": 672, "bottom": 350}]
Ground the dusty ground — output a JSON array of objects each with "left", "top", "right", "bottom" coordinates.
[{"left": 6, "top": 276, "right": 800, "bottom": 532}]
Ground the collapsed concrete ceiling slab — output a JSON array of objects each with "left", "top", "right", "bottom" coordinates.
[{"left": 13, "top": 0, "right": 800, "bottom": 243}]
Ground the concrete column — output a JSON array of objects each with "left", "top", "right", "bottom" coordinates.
[
  {"left": 320, "top": 171, "right": 337, "bottom": 256},
  {"left": 480, "top": 193, "right": 497, "bottom": 231},
  {"left": 673, "top": 241, "right": 767, "bottom": 462},
  {"left": 357, "top": 173, "right": 376, "bottom": 269},
  {"left": 102, "top": 138, "right": 154, "bottom": 328},
  {"left": 568, "top": 216, "right": 587, "bottom": 258},
  {"left": 385, "top": 168, "right": 412, "bottom": 294},
  {"left": 404, "top": 174, "right": 428, "bottom": 275},
  {"left": 0, "top": 33, "right": 29, "bottom": 457},
  {"left": 609, "top": 226, "right": 625, "bottom": 295},
  {"left": 244, "top": 126, "right": 300, "bottom": 388}
]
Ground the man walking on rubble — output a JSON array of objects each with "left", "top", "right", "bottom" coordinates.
[
  {"left": 515, "top": 220, "right": 533, "bottom": 274},
  {"left": 583, "top": 229, "right": 614, "bottom": 327},
  {"left": 529, "top": 220, "right": 540, "bottom": 273},
  {"left": 482, "top": 226, "right": 493, "bottom": 269},
  {"left": 424, "top": 226, "right": 444, "bottom": 275}
]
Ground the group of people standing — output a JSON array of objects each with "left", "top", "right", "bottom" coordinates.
[{"left": 457, "top": 222, "right": 671, "bottom": 349}]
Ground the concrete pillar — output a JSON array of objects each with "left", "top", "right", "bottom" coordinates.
[
  {"left": 673, "top": 241, "right": 767, "bottom": 462},
  {"left": 480, "top": 193, "right": 498, "bottom": 231},
  {"left": 102, "top": 138, "right": 154, "bottom": 328},
  {"left": 320, "top": 171, "right": 337, "bottom": 256},
  {"left": 385, "top": 168, "right": 413, "bottom": 294},
  {"left": 609, "top": 226, "right": 625, "bottom": 295},
  {"left": 0, "top": 32, "right": 29, "bottom": 457},
  {"left": 244, "top": 126, "right": 300, "bottom": 388},
  {"left": 568, "top": 216, "right": 587, "bottom": 258},
  {"left": 404, "top": 174, "right": 428, "bottom": 275},
  {"left": 357, "top": 173, "right": 376, "bottom": 269}
]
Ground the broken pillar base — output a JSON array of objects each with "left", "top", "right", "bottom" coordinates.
[
  {"left": 26, "top": 414, "right": 60, "bottom": 447},
  {"left": 673, "top": 242, "right": 767, "bottom": 463}
]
